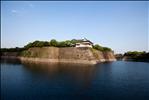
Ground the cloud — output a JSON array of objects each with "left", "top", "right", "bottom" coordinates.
[
  {"left": 11, "top": 10, "right": 17, "bottom": 13},
  {"left": 29, "top": 3, "right": 34, "bottom": 8},
  {"left": 11, "top": 9, "right": 21, "bottom": 16}
]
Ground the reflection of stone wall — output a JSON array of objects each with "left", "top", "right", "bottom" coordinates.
[
  {"left": 22, "top": 62, "right": 96, "bottom": 88},
  {"left": 1, "top": 52, "right": 18, "bottom": 56}
]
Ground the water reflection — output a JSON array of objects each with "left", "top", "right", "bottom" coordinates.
[
  {"left": 1, "top": 59, "right": 149, "bottom": 100},
  {"left": 1, "top": 58, "right": 21, "bottom": 65},
  {"left": 22, "top": 62, "right": 97, "bottom": 90}
]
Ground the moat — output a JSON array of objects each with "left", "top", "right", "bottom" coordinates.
[{"left": 1, "top": 59, "right": 149, "bottom": 100}]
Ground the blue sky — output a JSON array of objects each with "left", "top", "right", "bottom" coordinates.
[{"left": 1, "top": 1, "right": 148, "bottom": 53}]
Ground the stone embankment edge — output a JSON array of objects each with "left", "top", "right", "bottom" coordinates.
[{"left": 1, "top": 56, "right": 116, "bottom": 65}]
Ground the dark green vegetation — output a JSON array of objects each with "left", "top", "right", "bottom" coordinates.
[
  {"left": 115, "top": 51, "right": 149, "bottom": 62},
  {"left": 0, "top": 47, "right": 25, "bottom": 56},
  {"left": 24, "top": 39, "right": 81, "bottom": 48},
  {"left": 115, "top": 54, "right": 123, "bottom": 60},
  {"left": 24, "top": 39, "right": 112, "bottom": 51},
  {"left": 123, "top": 51, "right": 149, "bottom": 62},
  {"left": 1, "top": 39, "right": 112, "bottom": 58},
  {"left": 92, "top": 44, "right": 112, "bottom": 51},
  {"left": 1, "top": 47, "right": 25, "bottom": 52},
  {"left": 124, "top": 51, "right": 147, "bottom": 56},
  {"left": 1, "top": 39, "right": 112, "bottom": 53}
]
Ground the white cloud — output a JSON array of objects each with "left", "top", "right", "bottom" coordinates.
[
  {"left": 11, "top": 10, "right": 17, "bottom": 13},
  {"left": 29, "top": 3, "right": 34, "bottom": 8},
  {"left": 11, "top": 9, "right": 22, "bottom": 16}
]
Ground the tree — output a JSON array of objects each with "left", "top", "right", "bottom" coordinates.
[
  {"left": 49, "top": 39, "right": 58, "bottom": 47},
  {"left": 102, "top": 47, "right": 112, "bottom": 51},
  {"left": 58, "top": 41, "right": 66, "bottom": 47},
  {"left": 93, "top": 44, "right": 112, "bottom": 51},
  {"left": 43, "top": 41, "right": 50, "bottom": 46},
  {"left": 64, "top": 40, "right": 72, "bottom": 47},
  {"left": 93, "top": 44, "right": 103, "bottom": 51},
  {"left": 24, "top": 42, "right": 33, "bottom": 49}
]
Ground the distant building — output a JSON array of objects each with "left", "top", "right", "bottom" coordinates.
[{"left": 75, "top": 38, "right": 93, "bottom": 48}]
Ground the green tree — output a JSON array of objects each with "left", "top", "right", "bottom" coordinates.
[
  {"left": 49, "top": 39, "right": 58, "bottom": 47},
  {"left": 43, "top": 41, "right": 50, "bottom": 46},
  {"left": 102, "top": 47, "right": 112, "bottom": 51},
  {"left": 24, "top": 42, "right": 33, "bottom": 49},
  {"left": 64, "top": 40, "right": 72, "bottom": 47},
  {"left": 58, "top": 41, "right": 66, "bottom": 47},
  {"left": 93, "top": 44, "right": 103, "bottom": 51}
]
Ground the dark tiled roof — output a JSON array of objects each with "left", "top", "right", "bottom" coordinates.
[{"left": 76, "top": 38, "right": 93, "bottom": 44}]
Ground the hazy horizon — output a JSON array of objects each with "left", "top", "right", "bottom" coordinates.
[{"left": 1, "top": 1, "right": 149, "bottom": 53}]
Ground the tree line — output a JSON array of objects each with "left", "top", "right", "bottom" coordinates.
[
  {"left": 1, "top": 47, "right": 25, "bottom": 52},
  {"left": 124, "top": 51, "right": 149, "bottom": 60},
  {"left": 24, "top": 39, "right": 112, "bottom": 51},
  {"left": 1, "top": 39, "right": 112, "bottom": 52},
  {"left": 24, "top": 39, "right": 78, "bottom": 48}
]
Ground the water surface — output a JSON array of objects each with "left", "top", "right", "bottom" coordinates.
[{"left": 1, "top": 59, "right": 149, "bottom": 100}]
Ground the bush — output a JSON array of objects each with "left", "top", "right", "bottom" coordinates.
[
  {"left": 24, "top": 41, "right": 50, "bottom": 49},
  {"left": 93, "top": 44, "right": 103, "bottom": 51},
  {"left": 124, "top": 51, "right": 149, "bottom": 61},
  {"left": 20, "top": 51, "right": 31, "bottom": 57},
  {"left": 1, "top": 39, "right": 112, "bottom": 52},
  {"left": 93, "top": 44, "right": 112, "bottom": 51},
  {"left": 102, "top": 47, "right": 112, "bottom": 51},
  {"left": 0, "top": 47, "right": 25, "bottom": 52},
  {"left": 57, "top": 40, "right": 73, "bottom": 47},
  {"left": 49, "top": 39, "right": 58, "bottom": 47},
  {"left": 124, "top": 51, "right": 146, "bottom": 56}
]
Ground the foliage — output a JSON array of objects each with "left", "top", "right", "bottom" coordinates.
[
  {"left": 24, "top": 41, "right": 50, "bottom": 49},
  {"left": 124, "top": 51, "right": 146, "bottom": 56},
  {"left": 0, "top": 47, "right": 25, "bottom": 52},
  {"left": 1, "top": 39, "right": 112, "bottom": 52},
  {"left": 102, "top": 47, "right": 112, "bottom": 51},
  {"left": 93, "top": 44, "right": 112, "bottom": 51},
  {"left": 23, "top": 39, "right": 76, "bottom": 48},
  {"left": 49, "top": 39, "right": 58, "bottom": 47},
  {"left": 58, "top": 41, "right": 67, "bottom": 47},
  {"left": 70, "top": 39, "right": 82, "bottom": 44},
  {"left": 124, "top": 51, "right": 149, "bottom": 61},
  {"left": 93, "top": 44, "right": 103, "bottom": 51},
  {"left": 58, "top": 40, "right": 73, "bottom": 47},
  {"left": 90, "top": 48, "right": 99, "bottom": 59},
  {"left": 20, "top": 51, "right": 31, "bottom": 57}
]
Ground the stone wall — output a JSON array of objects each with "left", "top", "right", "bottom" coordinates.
[
  {"left": 59, "top": 47, "right": 95, "bottom": 60},
  {"left": 1, "top": 47, "right": 116, "bottom": 64},
  {"left": 27, "top": 47, "right": 59, "bottom": 59}
]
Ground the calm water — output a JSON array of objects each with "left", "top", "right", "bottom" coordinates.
[{"left": 1, "top": 59, "right": 149, "bottom": 100}]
